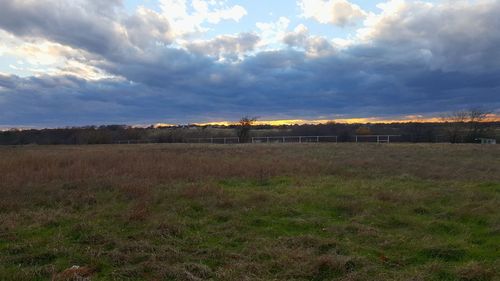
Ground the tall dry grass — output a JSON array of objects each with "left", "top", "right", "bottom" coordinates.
[
  {"left": 1, "top": 143, "right": 498, "bottom": 188},
  {"left": 1, "top": 143, "right": 498, "bottom": 214}
]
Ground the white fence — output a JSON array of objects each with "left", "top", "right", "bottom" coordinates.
[
  {"left": 183, "top": 136, "right": 339, "bottom": 144},
  {"left": 251, "top": 136, "right": 338, "bottom": 143},
  {"left": 117, "top": 135, "right": 402, "bottom": 145},
  {"left": 354, "top": 135, "right": 401, "bottom": 143},
  {"left": 185, "top": 137, "right": 240, "bottom": 144},
  {"left": 116, "top": 139, "right": 154, "bottom": 144}
]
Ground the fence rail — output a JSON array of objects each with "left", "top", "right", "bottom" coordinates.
[
  {"left": 116, "top": 139, "right": 154, "bottom": 144},
  {"left": 183, "top": 136, "right": 339, "bottom": 144},
  {"left": 251, "top": 136, "right": 338, "bottom": 143},
  {"left": 185, "top": 137, "right": 240, "bottom": 144},
  {"left": 116, "top": 135, "right": 404, "bottom": 145},
  {"left": 354, "top": 135, "right": 401, "bottom": 143}
]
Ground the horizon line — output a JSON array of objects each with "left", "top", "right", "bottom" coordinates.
[
  {"left": 2, "top": 115, "right": 500, "bottom": 131},
  {"left": 162, "top": 114, "right": 500, "bottom": 127}
]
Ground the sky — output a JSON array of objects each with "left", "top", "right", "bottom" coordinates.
[{"left": 0, "top": 0, "right": 499, "bottom": 127}]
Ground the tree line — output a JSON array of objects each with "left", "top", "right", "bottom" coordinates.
[{"left": 0, "top": 111, "right": 498, "bottom": 145}]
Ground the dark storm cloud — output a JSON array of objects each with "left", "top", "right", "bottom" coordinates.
[{"left": 0, "top": 0, "right": 500, "bottom": 126}]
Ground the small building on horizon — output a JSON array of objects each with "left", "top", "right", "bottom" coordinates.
[{"left": 477, "top": 138, "right": 497, "bottom": 144}]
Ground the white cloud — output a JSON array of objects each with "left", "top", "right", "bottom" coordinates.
[
  {"left": 356, "top": 0, "right": 412, "bottom": 41},
  {"left": 331, "top": 37, "right": 354, "bottom": 49},
  {"left": 0, "top": 31, "right": 115, "bottom": 80},
  {"left": 298, "top": 0, "right": 367, "bottom": 26},
  {"left": 256, "top": 17, "right": 291, "bottom": 50},
  {"left": 124, "top": 6, "right": 173, "bottom": 49},
  {"left": 160, "top": 0, "right": 247, "bottom": 36},
  {"left": 55, "top": 60, "right": 118, "bottom": 80},
  {"left": 284, "top": 24, "right": 336, "bottom": 57}
]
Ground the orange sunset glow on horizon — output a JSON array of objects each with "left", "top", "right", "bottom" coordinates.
[{"left": 153, "top": 114, "right": 500, "bottom": 128}]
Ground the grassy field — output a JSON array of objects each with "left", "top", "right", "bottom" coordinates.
[{"left": 0, "top": 143, "right": 499, "bottom": 281}]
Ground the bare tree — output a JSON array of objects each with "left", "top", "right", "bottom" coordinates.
[
  {"left": 441, "top": 108, "right": 490, "bottom": 143},
  {"left": 467, "top": 107, "right": 490, "bottom": 142},
  {"left": 237, "top": 116, "right": 258, "bottom": 143},
  {"left": 441, "top": 110, "right": 467, "bottom": 143}
]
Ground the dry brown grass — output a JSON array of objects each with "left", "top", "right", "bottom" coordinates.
[
  {"left": 0, "top": 144, "right": 498, "bottom": 191},
  {"left": 456, "top": 262, "right": 496, "bottom": 281},
  {"left": 52, "top": 265, "right": 94, "bottom": 281}
]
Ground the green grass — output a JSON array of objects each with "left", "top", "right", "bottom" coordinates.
[{"left": 0, "top": 144, "right": 499, "bottom": 280}]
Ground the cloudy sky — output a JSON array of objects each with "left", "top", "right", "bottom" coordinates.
[{"left": 0, "top": 0, "right": 499, "bottom": 127}]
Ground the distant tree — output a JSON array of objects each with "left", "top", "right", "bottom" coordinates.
[
  {"left": 237, "top": 116, "right": 258, "bottom": 143},
  {"left": 404, "top": 122, "right": 436, "bottom": 143},
  {"left": 355, "top": 126, "right": 372, "bottom": 135},
  {"left": 467, "top": 107, "right": 490, "bottom": 142},
  {"left": 338, "top": 129, "right": 353, "bottom": 142},
  {"left": 441, "top": 110, "right": 468, "bottom": 143},
  {"left": 441, "top": 108, "right": 491, "bottom": 143}
]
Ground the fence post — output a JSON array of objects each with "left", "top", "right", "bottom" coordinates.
[{"left": 299, "top": 136, "right": 302, "bottom": 143}]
